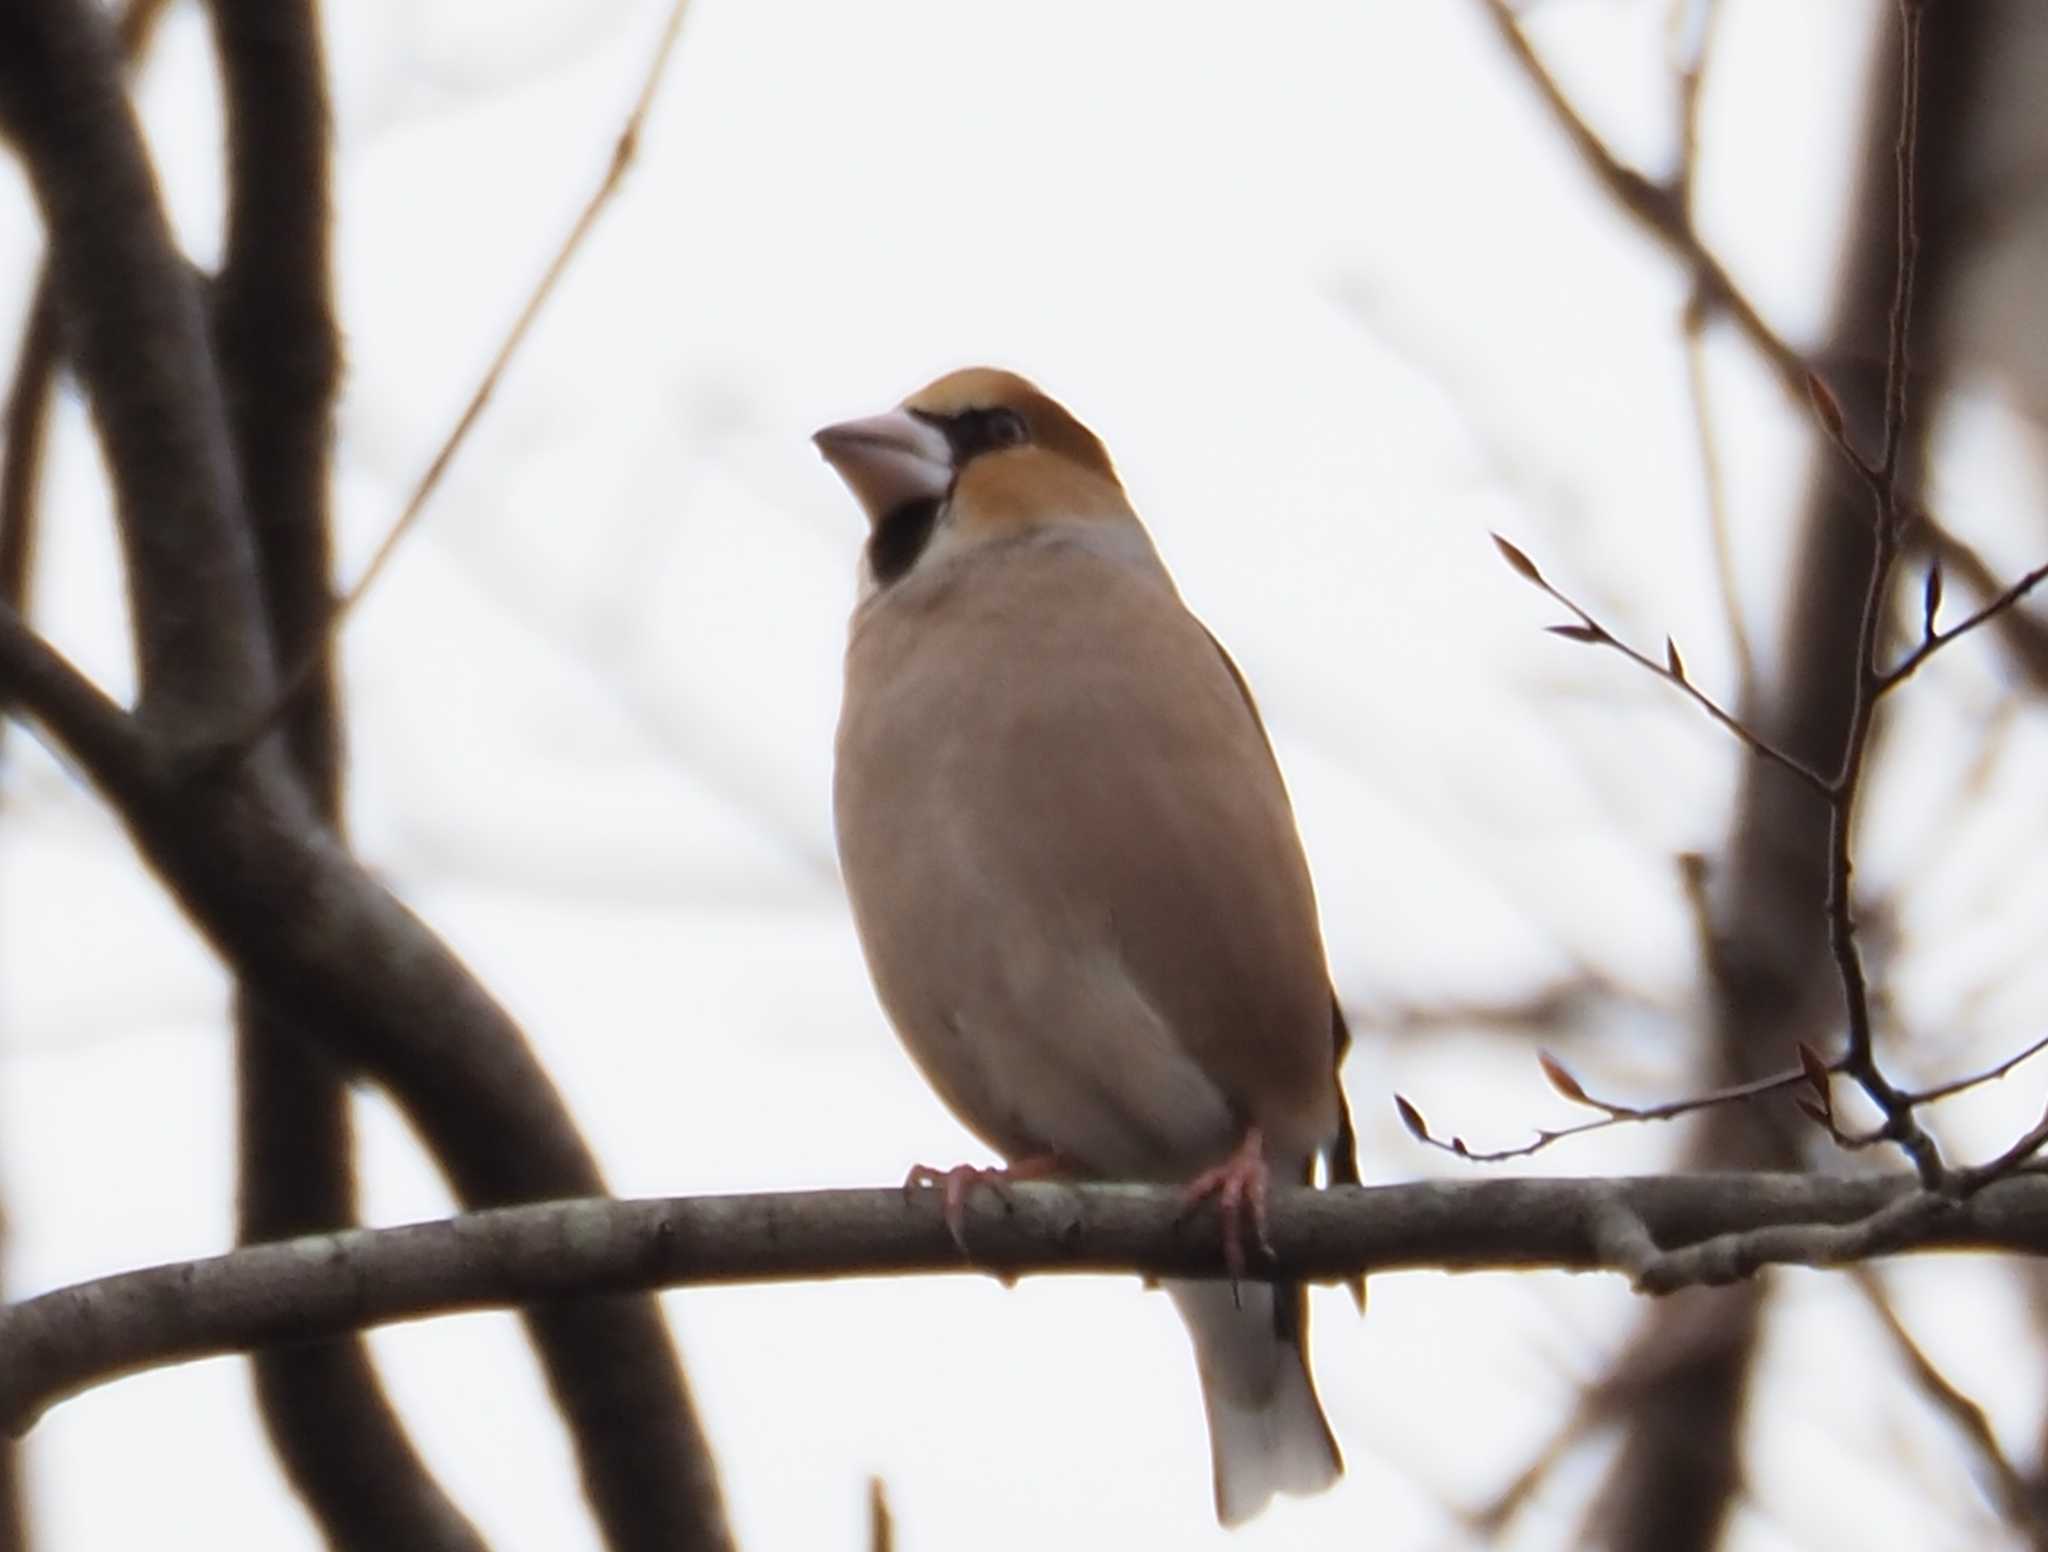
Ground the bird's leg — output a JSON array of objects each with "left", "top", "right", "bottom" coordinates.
[
  {"left": 904, "top": 1153, "right": 1064, "bottom": 1254},
  {"left": 1180, "top": 1127, "right": 1274, "bottom": 1301}
]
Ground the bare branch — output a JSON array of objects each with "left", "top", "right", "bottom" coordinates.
[
  {"left": 1396, "top": 1054, "right": 1837, "bottom": 1164},
  {"left": 1815, "top": 0, "right": 1944, "bottom": 1190},
  {"left": 0, "top": 0, "right": 271, "bottom": 738},
  {"left": 0, "top": 0, "right": 176, "bottom": 765},
  {"left": 1472, "top": 0, "right": 1807, "bottom": 400},
  {"left": 1956, "top": 1105, "right": 2048, "bottom": 1196},
  {"left": 1, "top": 7, "right": 732, "bottom": 1544},
  {"left": 1916, "top": 518, "right": 2048, "bottom": 687},
  {"left": 867, "top": 1479, "right": 894, "bottom": 1552},
  {"left": 1487, "top": 2, "right": 1969, "bottom": 1195},
  {"left": 1882, "top": 556, "right": 2048, "bottom": 690},
  {"left": 1905, "top": 1029, "right": 2048, "bottom": 1108},
  {"left": 1681, "top": 309, "right": 1757, "bottom": 697},
  {"left": 200, "top": 1, "right": 488, "bottom": 1542},
  {"left": 8, "top": 1172, "right": 2046, "bottom": 1437},
  {"left": 1853, "top": 1269, "right": 2048, "bottom": 1548},
  {"left": 1492, "top": 533, "right": 1834, "bottom": 796},
  {"left": 1628, "top": 1189, "right": 1954, "bottom": 1294},
  {"left": 0, "top": 604, "right": 152, "bottom": 799},
  {"left": 0, "top": 281, "right": 55, "bottom": 735},
  {"left": 235, "top": 0, "right": 698, "bottom": 760}
]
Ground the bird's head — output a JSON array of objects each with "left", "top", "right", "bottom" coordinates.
[{"left": 813, "top": 367, "right": 1137, "bottom": 591}]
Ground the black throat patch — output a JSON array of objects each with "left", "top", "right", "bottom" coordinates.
[{"left": 867, "top": 496, "right": 942, "bottom": 589}]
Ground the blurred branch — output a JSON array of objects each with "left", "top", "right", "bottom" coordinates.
[
  {"left": 0, "top": 423, "right": 738, "bottom": 1549},
  {"left": 1369, "top": 975, "right": 1606, "bottom": 1040},
  {"left": 201, "top": 0, "right": 488, "bottom": 1543},
  {"left": 1681, "top": 304, "right": 1757, "bottom": 700},
  {"left": 0, "top": 0, "right": 171, "bottom": 759},
  {"left": 1853, "top": 1269, "right": 2048, "bottom": 1548},
  {"left": 1668, "top": 0, "right": 1721, "bottom": 210},
  {"left": 866, "top": 1478, "right": 894, "bottom": 1552},
  {"left": 0, "top": 282, "right": 54, "bottom": 749},
  {"left": 1476, "top": 5, "right": 2006, "bottom": 1545},
  {"left": 0, "top": 0, "right": 270, "bottom": 737},
  {"left": 0, "top": 604, "right": 152, "bottom": 791},
  {"left": 0, "top": 4, "right": 731, "bottom": 1546},
  {"left": 1478, "top": 0, "right": 2048, "bottom": 697},
  {"left": 1808, "top": 0, "right": 1942, "bottom": 1186},
  {"left": 0, "top": 1209, "right": 18, "bottom": 1552},
  {"left": 1487, "top": 2, "right": 1969, "bottom": 1193},
  {"left": 9, "top": 1171, "right": 2048, "bottom": 1436},
  {"left": 1472, "top": 0, "right": 1803, "bottom": 394},
  {"left": 1467, "top": 1404, "right": 1590, "bottom": 1539},
  {"left": 234, "top": 0, "right": 697, "bottom": 760},
  {"left": 1669, "top": 0, "right": 1758, "bottom": 696}
]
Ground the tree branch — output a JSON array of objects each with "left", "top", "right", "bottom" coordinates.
[
  {"left": 1852, "top": 1268, "right": 2048, "bottom": 1548},
  {"left": 5, "top": 1173, "right": 2047, "bottom": 1439},
  {"left": 0, "top": 0, "right": 272, "bottom": 739},
  {"left": 0, "top": 6, "right": 731, "bottom": 1539},
  {"left": 0, "top": 604, "right": 153, "bottom": 800},
  {"left": 202, "top": 4, "right": 490, "bottom": 1545},
  {"left": 236, "top": 0, "right": 697, "bottom": 759}
]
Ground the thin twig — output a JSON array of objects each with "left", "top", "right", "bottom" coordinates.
[
  {"left": 1669, "top": 0, "right": 1723, "bottom": 209},
  {"left": 1882, "top": 557, "right": 2048, "bottom": 690},
  {"left": 230, "top": 0, "right": 695, "bottom": 759},
  {"left": 1955, "top": 1103, "right": 2048, "bottom": 1197},
  {"left": 1473, "top": 0, "right": 1806, "bottom": 401},
  {"left": 1670, "top": 0, "right": 1756, "bottom": 700},
  {"left": 1491, "top": 533, "right": 1833, "bottom": 797},
  {"left": 1488, "top": 1, "right": 1959, "bottom": 1191},
  {"left": 1815, "top": 0, "right": 1943, "bottom": 1188},
  {"left": 1904, "top": 1028, "right": 2048, "bottom": 1107},
  {"left": 1393, "top": 1051, "right": 1831, "bottom": 1166},
  {"left": 1916, "top": 518, "right": 2048, "bottom": 688},
  {"left": 1682, "top": 307, "right": 1756, "bottom": 701}
]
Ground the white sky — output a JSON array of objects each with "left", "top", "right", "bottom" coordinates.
[{"left": 5, "top": 0, "right": 2048, "bottom": 1547}]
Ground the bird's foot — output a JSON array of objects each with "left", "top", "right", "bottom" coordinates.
[
  {"left": 904, "top": 1153, "right": 1064, "bottom": 1255},
  {"left": 1180, "top": 1127, "right": 1274, "bottom": 1300}
]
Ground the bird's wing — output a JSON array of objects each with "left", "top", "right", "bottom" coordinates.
[{"left": 1203, "top": 624, "right": 1365, "bottom": 1307}]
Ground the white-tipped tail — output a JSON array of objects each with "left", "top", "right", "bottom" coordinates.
[{"left": 1166, "top": 1279, "right": 1342, "bottom": 1527}]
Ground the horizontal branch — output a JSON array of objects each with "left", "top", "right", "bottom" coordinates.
[{"left": 7, "top": 1170, "right": 2048, "bottom": 1435}]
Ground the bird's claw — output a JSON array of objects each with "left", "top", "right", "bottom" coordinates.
[
  {"left": 903, "top": 1154, "right": 1064, "bottom": 1256},
  {"left": 1180, "top": 1128, "right": 1275, "bottom": 1304}
]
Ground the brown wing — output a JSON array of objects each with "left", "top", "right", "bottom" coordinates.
[{"left": 1206, "top": 625, "right": 1365, "bottom": 1312}]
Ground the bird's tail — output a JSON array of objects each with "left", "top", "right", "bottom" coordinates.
[{"left": 1166, "top": 1278, "right": 1342, "bottom": 1527}]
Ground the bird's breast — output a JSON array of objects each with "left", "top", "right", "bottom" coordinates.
[{"left": 833, "top": 532, "right": 1339, "bottom": 1171}]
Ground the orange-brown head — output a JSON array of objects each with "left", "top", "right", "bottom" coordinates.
[{"left": 813, "top": 368, "right": 1137, "bottom": 590}]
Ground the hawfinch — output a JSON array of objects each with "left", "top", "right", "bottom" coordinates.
[{"left": 817, "top": 367, "right": 1354, "bottom": 1526}]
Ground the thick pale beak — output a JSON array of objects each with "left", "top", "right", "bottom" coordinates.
[{"left": 812, "top": 409, "right": 953, "bottom": 525}]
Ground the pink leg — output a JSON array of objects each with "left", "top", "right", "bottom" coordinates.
[
  {"left": 1180, "top": 1127, "right": 1274, "bottom": 1289},
  {"left": 904, "top": 1153, "right": 1064, "bottom": 1254}
]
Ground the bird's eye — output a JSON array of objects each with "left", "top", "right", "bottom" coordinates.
[
  {"left": 928, "top": 405, "right": 1032, "bottom": 461},
  {"left": 954, "top": 407, "right": 1028, "bottom": 457},
  {"left": 984, "top": 407, "right": 1028, "bottom": 448}
]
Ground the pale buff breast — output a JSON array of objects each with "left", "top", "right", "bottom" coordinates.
[{"left": 833, "top": 524, "right": 1337, "bottom": 1177}]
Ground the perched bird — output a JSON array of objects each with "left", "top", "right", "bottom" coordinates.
[{"left": 816, "top": 367, "right": 1356, "bottom": 1526}]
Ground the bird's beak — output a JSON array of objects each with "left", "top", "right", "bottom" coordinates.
[{"left": 813, "top": 409, "right": 953, "bottom": 525}]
